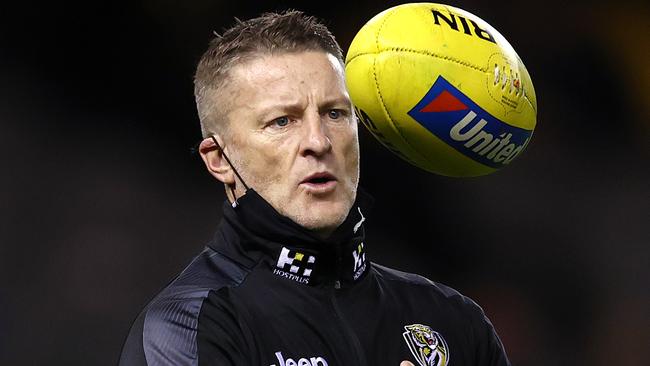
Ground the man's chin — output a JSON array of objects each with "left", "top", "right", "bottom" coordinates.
[
  {"left": 290, "top": 205, "right": 349, "bottom": 238},
  {"left": 273, "top": 191, "right": 356, "bottom": 236}
]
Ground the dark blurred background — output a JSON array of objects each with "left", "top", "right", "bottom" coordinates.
[{"left": 1, "top": 0, "right": 648, "bottom": 365}]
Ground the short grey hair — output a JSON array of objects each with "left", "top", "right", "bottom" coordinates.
[{"left": 194, "top": 10, "right": 343, "bottom": 138}]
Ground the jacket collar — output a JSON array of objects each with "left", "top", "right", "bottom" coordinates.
[{"left": 210, "top": 188, "right": 373, "bottom": 287}]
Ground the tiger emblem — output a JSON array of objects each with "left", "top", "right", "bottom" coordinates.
[{"left": 402, "top": 324, "right": 449, "bottom": 366}]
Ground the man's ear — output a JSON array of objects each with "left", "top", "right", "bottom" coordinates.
[{"left": 199, "top": 136, "right": 235, "bottom": 185}]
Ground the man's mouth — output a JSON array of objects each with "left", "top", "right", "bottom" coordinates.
[{"left": 300, "top": 172, "right": 337, "bottom": 193}]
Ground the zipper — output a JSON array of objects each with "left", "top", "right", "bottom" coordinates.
[
  {"left": 329, "top": 288, "right": 367, "bottom": 366},
  {"left": 328, "top": 244, "right": 367, "bottom": 365}
]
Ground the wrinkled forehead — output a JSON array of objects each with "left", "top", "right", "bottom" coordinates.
[
  {"left": 231, "top": 50, "right": 345, "bottom": 86},
  {"left": 229, "top": 52, "right": 348, "bottom": 106}
]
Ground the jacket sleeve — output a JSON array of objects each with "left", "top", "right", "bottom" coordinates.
[
  {"left": 119, "top": 310, "right": 148, "bottom": 366},
  {"left": 468, "top": 301, "right": 511, "bottom": 366}
]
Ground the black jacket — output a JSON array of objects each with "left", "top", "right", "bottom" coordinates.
[{"left": 119, "top": 190, "right": 510, "bottom": 366}]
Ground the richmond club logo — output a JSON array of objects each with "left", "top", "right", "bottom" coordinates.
[
  {"left": 402, "top": 324, "right": 449, "bottom": 366},
  {"left": 273, "top": 247, "right": 316, "bottom": 284},
  {"left": 408, "top": 76, "right": 532, "bottom": 168}
]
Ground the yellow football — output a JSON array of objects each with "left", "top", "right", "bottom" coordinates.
[{"left": 345, "top": 3, "right": 537, "bottom": 177}]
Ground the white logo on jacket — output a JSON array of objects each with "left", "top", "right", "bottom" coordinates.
[
  {"left": 273, "top": 247, "right": 316, "bottom": 284},
  {"left": 352, "top": 242, "right": 366, "bottom": 280},
  {"left": 402, "top": 324, "right": 449, "bottom": 366},
  {"left": 270, "top": 351, "right": 328, "bottom": 366},
  {"left": 353, "top": 207, "right": 365, "bottom": 233}
]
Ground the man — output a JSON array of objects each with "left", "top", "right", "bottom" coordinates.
[{"left": 119, "top": 10, "right": 510, "bottom": 366}]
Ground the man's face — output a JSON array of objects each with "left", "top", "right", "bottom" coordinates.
[{"left": 219, "top": 51, "right": 360, "bottom": 237}]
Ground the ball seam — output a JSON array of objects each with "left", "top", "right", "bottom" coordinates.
[
  {"left": 371, "top": 10, "right": 435, "bottom": 168},
  {"left": 484, "top": 52, "right": 537, "bottom": 123},
  {"left": 522, "top": 91, "right": 537, "bottom": 115},
  {"left": 347, "top": 47, "right": 487, "bottom": 73}
]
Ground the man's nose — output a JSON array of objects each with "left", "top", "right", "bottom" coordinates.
[{"left": 300, "top": 113, "right": 332, "bottom": 157}]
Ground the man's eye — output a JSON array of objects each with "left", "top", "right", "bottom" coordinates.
[
  {"left": 328, "top": 109, "right": 342, "bottom": 119},
  {"left": 273, "top": 116, "right": 290, "bottom": 127}
]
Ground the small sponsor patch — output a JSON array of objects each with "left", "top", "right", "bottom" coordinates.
[
  {"left": 269, "top": 351, "right": 328, "bottom": 366},
  {"left": 274, "top": 247, "right": 316, "bottom": 284},
  {"left": 352, "top": 242, "right": 367, "bottom": 281}
]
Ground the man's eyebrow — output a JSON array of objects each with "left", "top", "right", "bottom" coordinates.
[
  {"left": 255, "top": 96, "right": 352, "bottom": 118},
  {"left": 319, "top": 97, "right": 352, "bottom": 110},
  {"left": 257, "top": 102, "right": 304, "bottom": 116}
]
